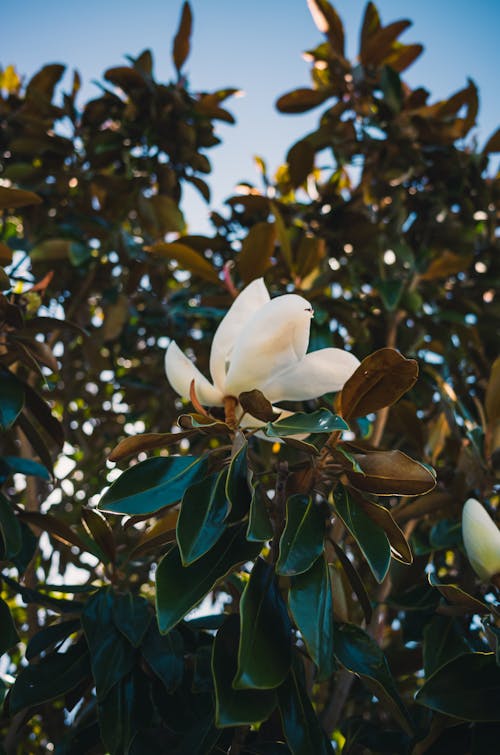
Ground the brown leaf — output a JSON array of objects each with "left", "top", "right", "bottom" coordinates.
[
  {"left": 360, "top": 1, "right": 381, "bottom": 57},
  {"left": 0, "top": 242, "right": 13, "bottom": 265},
  {"left": 287, "top": 140, "right": 315, "bottom": 188},
  {"left": 276, "top": 87, "right": 330, "bottom": 114},
  {"left": 129, "top": 509, "right": 179, "bottom": 558},
  {"left": 238, "top": 389, "right": 277, "bottom": 423},
  {"left": 307, "top": 0, "right": 345, "bottom": 55},
  {"left": 356, "top": 496, "right": 412, "bottom": 563},
  {"left": 341, "top": 348, "right": 418, "bottom": 420},
  {"left": 237, "top": 221, "right": 276, "bottom": 284},
  {"left": 383, "top": 43, "right": 423, "bottom": 73},
  {"left": 108, "top": 431, "right": 195, "bottom": 462},
  {"left": 391, "top": 491, "right": 454, "bottom": 525},
  {"left": 483, "top": 127, "right": 500, "bottom": 155},
  {"left": 360, "top": 20, "right": 412, "bottom": 67},
  {"left": 172, "top": 1, "right": 192, "bottom": 73},
  {"left": 0, "top": 186, "right": 42, "bottom": 210},
  {"left": 485, "top": 357, "right": 500, "bottom": 425},
  {"left": 81, "top": 508, "right": 116, "bottom": 563},
  {"left": 343, "top": 448, "right": 436, "bottom": 496},
  {"left": 429, "top": 575, "right": 491, "bottom": 615},
  {"left": 18, "top": 511, "right": 90, "bottom": 553},
  {"left": 420, "top": 250, "right": 472, "bottom": 281},
  {"left": 147, "top": 241, "right": 219, "bottom": 284}
]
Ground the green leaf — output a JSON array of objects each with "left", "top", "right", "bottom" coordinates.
[
  {"left": 0, "top": 456, "right": 50, "bottom": 481},
  {"left": 226, "top": 442, "right": 252, "bottom": 522},
  {"left": 25, "top": 618, "right": 80, "bottom": 661},
  {"left": 81, "top": 587, "right": 135, "bottom": 700},
  {"left": 141, "top": 625, "right": 184, "bottom": 692},
  {"left": 156, "top": 525, "right": 261, "bottom": 634},
  {"left": 278, "top": 658, "right": 333, "bottom": 755},
  {"left": 276, "top": 494, "right": 325, "bottom": 576},
  {"left": 334, "top": 622, "right": 413, "bottom": 734},
  {"left": 235, "top": 558, "right": 292, "bottom": 690},
  {"left": 212, "top": 614, "right": 277, "bottom": 727},
  {"left": 247, "top": 484, "right": 273, "bottom": 542},
  {"left": 416, "top": 652, "right": 500, "bottom": 721},
  {"left": 0, "top": 596, "right": 19, "bottom": 655},
  {"left": 266, "top": 409, "right": 348, "bottom": 438},
  {"left": 98, "top": 455, "right": 208, "bottom": 515},
  {"left": 177, "top": 471, "right": 229, "bottom": 565},
  {"left": 9, "top": 639, "right": 90, "bottom": 715},
  {"left": 333, "top": 484, "right": 391, "bottom": 582},
  {"left": 0, "top": 492, "right": 22, "bottom": 560},
  {"left": 289, "top": 554, "right": 335, "bottom": 680},
  {"left": 98, "top": 669, "right": 153, "bottom": 755},
  {"left": 111, "top": 591, "right": 152, "bottom": 647},
  {"left": 0, "top": 371, "right": 24, "bottom": 430},
  {"left": 423, "top": 615, "right": 470, "bottom": 677}
]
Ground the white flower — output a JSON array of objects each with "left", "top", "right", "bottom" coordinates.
[
  {"left": 165, "top": 278, "right": 360, "bottom": 419},
  {"left": 462, "top": 498, "right": 500, "bottom": 581}
]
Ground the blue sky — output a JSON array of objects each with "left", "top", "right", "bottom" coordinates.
[{"left": 2, "top": 0, "right": 499, "bottom": 233}]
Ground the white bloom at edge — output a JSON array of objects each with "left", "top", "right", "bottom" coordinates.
[
  {"left": 165, "top": 277, "right": 360, "bottom": 420},
  {"left": 462, "top": 498, "right": 500, "bottom": 581}
]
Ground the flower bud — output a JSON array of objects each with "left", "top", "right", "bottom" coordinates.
[{"left": 462, "top": 498, "right": 500, "bottom": 581}]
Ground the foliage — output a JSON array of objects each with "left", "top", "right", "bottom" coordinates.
[{"left": 0, "top": 1, "right": 499, "bottom": 752}]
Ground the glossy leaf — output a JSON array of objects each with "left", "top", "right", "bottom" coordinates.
[
  {"left": 0, "top": 371, "right": 24, "bottom": 430},
  {"left": 428, "top": 573, "right": 491, "bottom": 615},
  {"left": 98, "top": 455, "right": 208, "bottom": 515},
  {"left": 276, "top": 494, "right": 325, "bottom": 576},
  {"left": 226, "top": 441, "right": 253, "bottom": 521},
  {"left": 177, "top": 470, "right": 229, "bottom": 565},
  {"left": 278, "top": 659, "right": 333, "bottom": 755},
  {"left": 235, "top": 558, "right": 292, "bottom": 689},
  {"left": 9, "top": 639, "right": 90, "bottom": 715},
  {"left": 334, "top": 622, "right": 413, "bottom": 734},
  {"left": 156, "top": 525, "right": 261, "bottom": 634},
  {"left": 334, "top": 484, "right": 391, "bottom": 583},
  {"left": 0, "top": 455, "right": 50, "bottom": 481},
  {"left": 343, "top": 449, "right": 436, "bottom": 496},
  {"left": 81, "top": 587, "right": 135, "bottom": 700},
  {"left": 289, "top": 554, "right": 335, "bottom": 680},
  {"left": 341, "top": 348, "right": 418, "bottom": 420},
  {"left": 416, "top": 652, "right": 500, "bottom": 721},
  {"left": 212, "top": 614, "right": 277, "bottom": 727},
  {"left": 266, "top": 409, "right": 348, "bottom": 437},
  {"left": 109, "top": 431, "right": 195, "bottom": 461},
  {"left": 247, "top": 484, "right": 273, "bottom": 542},
  {"left": 356, "top": 496, "right": 412, "bottom": 563},
  {"left": 423, "top": 615, "right": 470, "bottom": 677},
  {"left": 25, "top": 618, "right": 80, "bottom": 661},
  {"left": 81, "top": 507, "right": 116, "bottom": 563}
]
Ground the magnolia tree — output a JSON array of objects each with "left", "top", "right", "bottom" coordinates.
[{"left": 0, "top": 1, "right": 499, "bottom": 753}]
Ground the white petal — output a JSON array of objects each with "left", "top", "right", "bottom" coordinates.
[
  {"left": 209, "top": 278, "right": 270, "bottom": 391},
  {"left": 462, "top": 498, "right": 500, "bottom": 581},
  {"left": 224, "top": 294, "right": 313, "bottom": 397},
  {"left": 165, "top": 341, "right": 224, "bottom": 407},
  {"left": 261, "top": 348, "right": 360, "bottom": 403}
]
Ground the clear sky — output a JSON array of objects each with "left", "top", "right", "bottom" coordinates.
[{"left": 2, "top": 0, "right": 499, "bottom": 233}]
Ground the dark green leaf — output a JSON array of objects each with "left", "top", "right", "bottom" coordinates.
[
  {"left": 112, "top": 591, "right": 151, "bottom": 647},
  {"left": 289, "top": 554, "right": 335, "bottom": 680},
  {"left": 177, "top": 471, "right": 229, "bottom": 565},
  {"left": 213, "top": 614, "right": 277, "bottom": 726},
  {"left": 276, "top": 494, "right": 325, "bottom": 576},
  {"left": 98, "top": 669, "right": 153, "bottom": 754},
  {"left": 416, "top": 652, "right": 500, "bottom": 721},
  {"left": 25, "top": 618, "right": 80, "bottom": 661},
  {"left": 156, "top": 525, "right": 261, "bottom": 635},
  {"left": 9, "top": 639, "right": 90, "bottom": 715},
  {"left": 235, "top": 558, "right": 292, "bottom": 689},
  {"left": 226, "top": 441, "right": 252, "bottom": 522},
  {"left": 0, "top": 492, "right": 22, "bottom": 560},
  {"left": 141, "top": 625, "right": 184, "bottom": 692},
  {"left": 81, "top": 587, "right": 135, "bottom": 700},
  {"left": 278, "top": 658, "right": 333, "bottom": 755},
  {"left": 0, "top": 455, "right": 50, "bottom": 481},
  {"left": 334, "top": 484, "right": 391, "bottom": 582},
  {"left": 98, "top": 455, "right": 208, "bottom": 515},
  {"left": 423, "top": 615, "right": 470, "bottom": 677},
  {"left": 266, "top": 409, "right": 348, "bottom": 438},
  {"left": 334, "top": 622, "right": 413, "bottom": 734},
  {"left": 0, "top": 596, "right": 19, "bottom": 655},
  {"left": 0, "top": 371, "right": 24, "bottom": 430},
  {"left": 247, "top": 484, "right": 273, "bottom": 542}
]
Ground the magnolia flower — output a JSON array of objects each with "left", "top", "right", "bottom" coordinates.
[
  {"left": 165, "top": 278, "right": 359, "bottom": 422},
  {"left": 462, "top": 498, "right": 500, "bottom": 581}
]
